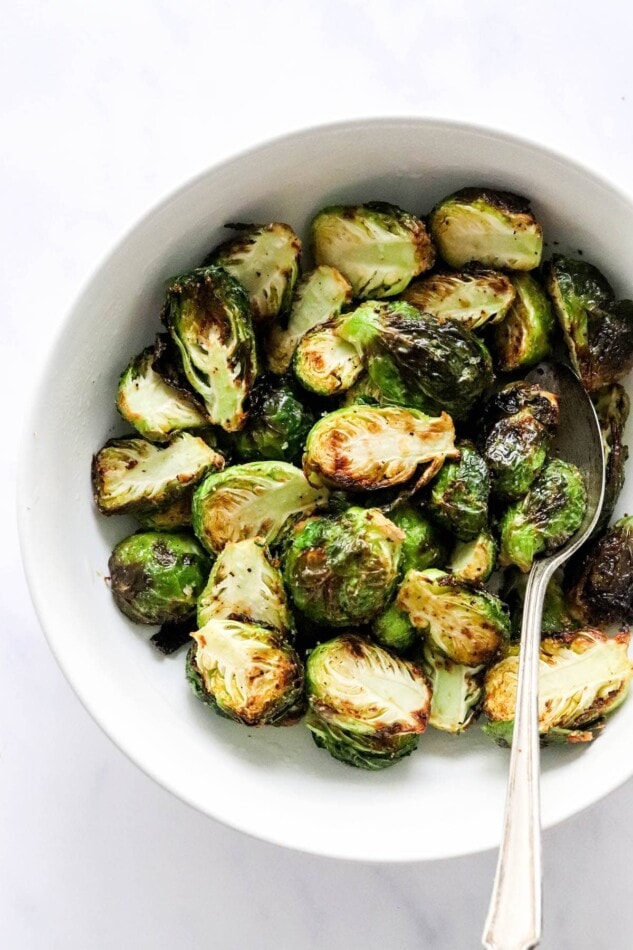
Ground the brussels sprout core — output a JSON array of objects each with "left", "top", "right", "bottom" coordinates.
[{"left": 303, "top": 405, "right": 458, "bottom": 492}]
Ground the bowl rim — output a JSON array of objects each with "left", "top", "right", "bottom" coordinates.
[{"left": 17, "top": 115, "right": 633, "bottom": 863}]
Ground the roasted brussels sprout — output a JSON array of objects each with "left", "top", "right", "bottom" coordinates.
[
  {"left": 204, "top": 222, "right": 301, "bottom": 322},
  {"left": 566, "top": 515, "right": 633, "bottom": 625},
  {"left": 303, "top": 405, "right": 457, "bottom": 492},
  {"left": 116, "top": 336, "right": 207, "bottom": 442},
  {"left": 108, "top": 531, "right": 210, "bottom": 624},
  {"left": 402, "top": 268, "right": 516, "bottom": 331},
  {"left": 420, "top": 642, "right": 485, "bottom": 734},
  {"left": 491, "top": 274, "right": 555, "bottom": 371},
  {"left": 428, "top": 187, "right": 543, "bottom": 271},
  {"left": 135, "top": 490, "right": 194, "bottom": 530},
  {"left": 593, "top": 383, "right": 630, "bottom": 534},
  {"left": 266, "top": 266, "right": 352, "bottom": 374},
  {"left": 499, "top": 459, "right": 587, "bottom": 572},
  {"left": 305, "top": 634, "right": 431, "bottom": 769},
  {"left": 484, "top": 380, "right": 560, "bottom": 428},
  {"left": 283, "top": 507, "right": 403, "bottom": 626},
  {"left": 293, "top": 316, "right": 364, "bottom": 396},
  {"left": 504, "top": 568, "right": 578, "bottom": 637},
  {"left": 197, "top": 537, "right": 294, "bottom": 636},
  {"left": 398, "top": 568, "right": 510, "bottom": 666},
  {"left": 339, "top": 302, "right": 495, "bottom": 419},
  {"left": 427, "top": 443, "right": 490, "bottom": 540},
  {"left": 162, "top": 265, "right": 257, "bottom": 431},
  {"left": 389, "top": 504, "right": 448, "bottom": 573},
  {"left": 482, "top": 630, "right": 633, "bottom": 744},
  {"left": 229, "top": 376, "right": 314, "bottom": 464},
  {"left": 449, "top": 530, "right": 497, "bottom": 584},
  {"left": 545, "top": 255, "right": 633, "bottom": 392},
  {"left": 92, "top": 433, "right": 223, "bottom": 516},
  {"left": 371, "top": 601, "right": 417, "bottom": 654},
  {"left": 192, "top": 461, "right": 328, "bottom": 554},
  {"left": 187, "top": 619, "right": 304, "bottom": 725},
  {"left": 312, "top": 202, "right": 434, "bottom": 299}
]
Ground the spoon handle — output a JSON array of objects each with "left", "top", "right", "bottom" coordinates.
[{"left": 482, "top": 562, "right": 552, "bottom": 950}]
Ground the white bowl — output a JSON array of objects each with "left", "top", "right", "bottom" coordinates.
[{"left": 18, "top": 118, "right": 633, "bottom": 862}]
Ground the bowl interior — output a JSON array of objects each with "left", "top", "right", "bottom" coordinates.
[{"left": 19, "top": 119, "right": 633, "bottom": 862}]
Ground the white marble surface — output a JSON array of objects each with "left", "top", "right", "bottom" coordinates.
[{"left": 4, "top": 1, "right": 633, "bottom": 947}]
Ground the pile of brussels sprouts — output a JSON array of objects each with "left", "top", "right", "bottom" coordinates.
[{"left": 92, "top": 188, "right": 633, "bottom": 769}]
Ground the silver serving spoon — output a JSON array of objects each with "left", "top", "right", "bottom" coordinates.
[{"left": 482, "top": 362, "right": 605, "bottom": 950}]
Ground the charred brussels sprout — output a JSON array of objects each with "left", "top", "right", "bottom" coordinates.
[
  {"left": 229, "top": 376, "right": 314, "bottom": 464},
  {"left": 162, "top": 265, "right": 257, "bottom": 432},
  {"left": 92, "top": 433, "right": 224, "bottom": 516},
  {"left": 205, "top": 222, "right": 301, "bottom": 322},
  {"left": 187, "top": 619, "right": 303, "bottom": 725},
  {"left": 420, "top": 642, "right": 485, "bottom": 734},
  {"left": 492, "top": 274, "right": 555, "bottom": 371},
  {"left": 449, "top": 530, "right": 497, "bottom": 584},
  {"left": 389, "top": 504, "right": 448, "bottom": 573},
  {"left": 266, "top": 266, "right": 352, "bottom": 374},
  {"left": 484, "top": 380, "right": 560, "bottom": 427},
  {"left": 429, "top": 187, "right": 543, "bottom": 271},
  {"left": 545, "top": 255, "right": 633, "bottom": 392},
  {"left": 116, "top": 336, "right": 207, "bottom": 442},
  {"left": 371, "top": 601, "right": 417, "bottom": 654},
  {"left": 305, "top": 634, "right": 431, "bottom": 769},
  {"left": 312, "top": 202, "right": 434, "bottom": 299},
  {"left": 398, "top": 569, "right": 510, "bottom": 666},
  {"left": 283, "top": 507, "right": 403, "bottom": 626},
  {"left": 427, "top": 443, "right": 490, "bottom": 540},
  {"left": 197, "top": 537, "right": 294, "bottom": 636},
  {"left": 402, "top": 268, "right": 516, "bottom": 331},
  {"left": 504, "top": 569, "right": 578, "bottom": 638},
  {"left": 499, "top": 459, "right": 587, "bottom": 572},
  {"left": 303, "top": 405, "right": 457, "bottom": 492},
  {"left": 483, "top": 630, "right": 633, "bottom": 744},
  {"left": 593, "top": 383, "right": 630, "bottom": 534},
  {"left": 339, "top": 302, "right": 494, "bottom": 419},
  {"left": 192, "top": 461, "right": 328, "bottom": 554},
  {"left": 293, "top": 316, "right": 364, "bottom": 396},
  {"left": 566, "top": 515, "right": 633, "bottom": 626},
  {"left": 108, "top": 531, "right": 210, "bottom": 624}
]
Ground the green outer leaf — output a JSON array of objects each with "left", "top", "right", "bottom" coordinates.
[
  {"left": 306, "top": 712, "right": 419, "bottom": 770},
  {"left": 427, "top": 443, "right": 490, "bottom": 540},
  {"left": 492, "top": 273, "right": 555, "bottom": 371}
]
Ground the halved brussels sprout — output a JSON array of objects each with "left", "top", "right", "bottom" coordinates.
[
  {"left": 402, "top": 268, "right": 516, "bottom": 330},
  {"left": 283, "top": 507, "right": 403, "bottom": 626},
  {"left": 503, "top": 568, "right": 578, "bottom": 638},
  {"left": 428, "top": 187, "right": 543, "bottom": 270},
  {"left": 229, "top": 376, "right": 315, "bottom": 464},
  {"left": 566, "top": 515, "right": 633, "bottom": 626},
  {"left": 312, "top": 202, "right": 435, "bottom": 298},
  {"left": 427, "top": 443, "right": 490, "bottom": 540},
  {"left": 305, "top": 633, "right": 431, "bottom": 769},
  {"left": 397, "top": 568, "right": 510, "bottom": 666},
  {"left": 389, "top": 504, "right": 448, "bottom": 573},
  {"left": 162, "top": 265, "right": 257, "bottom": 431},
  {"left": 303, "top": 405, "right": 457, "bottom": 492},
  {"left": 371, "top": 601, "right": 417, "bottom": 653},
  {"left": 593, "top": 383, "right": 630, "bottom": 535},
  {"left": 492, "top": 274, "right": 555, "bottom": 371},
  {"left": 499, "top": 459, "right": 587, "bottom": 572},
  {"left": 108, "top": 531, "right": 210, "bottom": 624},
  {"left": 187, "top": 619, "right": 304, "bottom": 725},
  {"left": 135, "top": 490, "right": 193, "bottom": 530},
  {"left": 482, "top": 629, "right": 633, "bottom": 744},
  {"left": 266, "top": 266, "right": 352, "bottom": 374},
  {"left": 545, "top": 255, "right": 633, "bottom": 392},
  {"left": 293, "top": 316, "right": 364, "bottom": 396},
  {"left": 339, "top": 302, "right": 495, "bottom": 419},
  {"left": 420, "top": 642, "right": 485, "bottom": 734},
  {"left": 205, "top": 222, "right": 301, "bottom": 322},
  {"left": 449, "top": 530, "right": 497, "bottom": 584},
  {"left": 116, "top": 336, "right": 207, "bottom": 442},
  {"left": 197, "top": 537, "right": 294, "bottom": 636},
  {"left": 192, "top": 461, "right": 328, "bottom": 554},
  {"left": 92, "top": 433, "right": 224, "bottom": 516}
]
